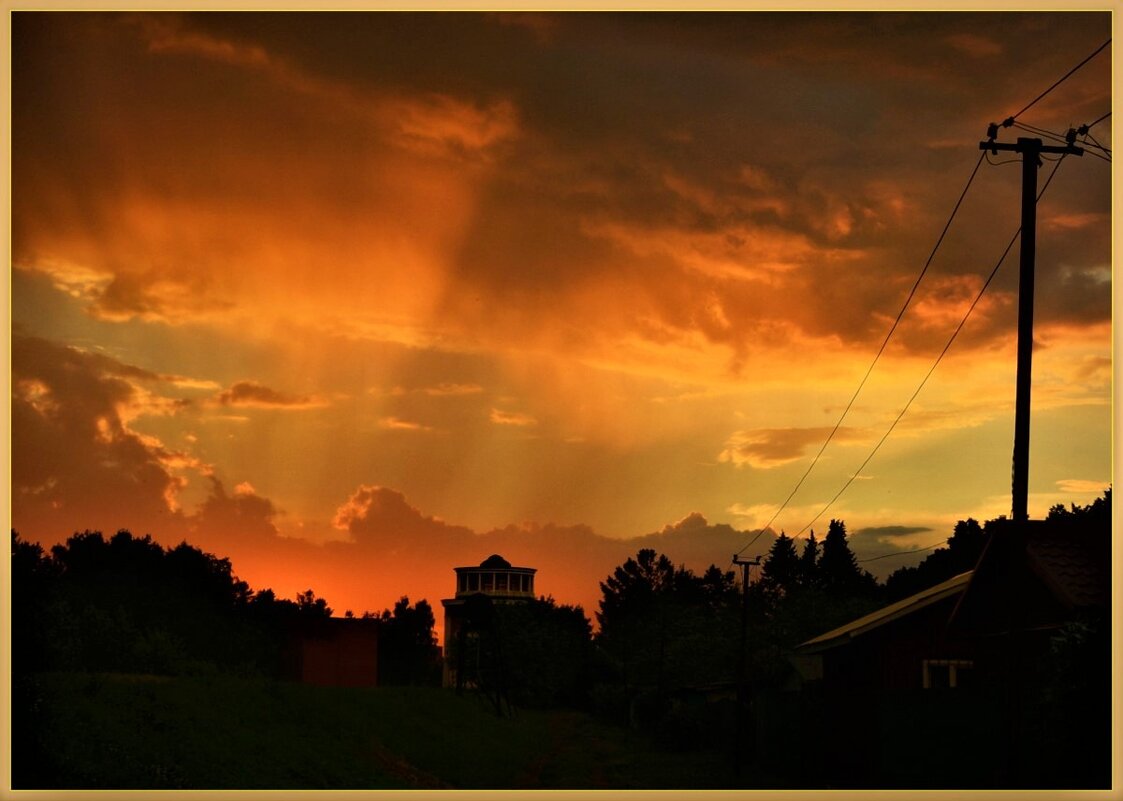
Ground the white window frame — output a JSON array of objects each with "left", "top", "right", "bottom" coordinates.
[{"left": 922, "top": 658, "right": 974, "bottom": 689}]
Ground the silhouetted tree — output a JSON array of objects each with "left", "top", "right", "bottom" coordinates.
[
  {"left": 375, "top": 596, "right": 440, "bottom": 686},
  {"left": 699, "top": 564, "right": 739, "bottom": 609},
  {"left": 1047, "top": 486, "right": 1111, "bottom": 526},
  {"left": 749, "top": 521, "right": 880, "bottom": 660},
  {"left": 594, "top": 550, "right": 740, "bottom": 730},
  {"left": 11, "top": 531, "right": 59, "bottom": 674},
  {"left": 494, "top": 596, "right": 593, "bottom": 708},
  {"left": 296, "top": 589, "right": 333, "bottom": 619},
  {"left": 596, "top": 549, "right": 675, "bottom": 633},
  {"left": 13, "top": 529, "right": 332, "bottom": 677},
  {"left": 760, "top": 532, "right": 800, "bottom": 596},
  {"left": 885, "top": 518, "right": 986, "bottom": 602},
  {"left": 818, "top": 519, "right": 876, "bottom": 595},
  {"left": 798, "top": 531, "right": 820, "bottom": 588}
]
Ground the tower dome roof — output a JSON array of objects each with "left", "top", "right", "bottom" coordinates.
[{"left": 479, "top": 554, "right": 512, "bottom": 569}]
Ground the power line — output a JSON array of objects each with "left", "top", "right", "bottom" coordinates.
[
  {"left": 857, "top": 540, "right": 944, "bottom": 564},
  {"left": 1011, "top": 121, "right": 1072, "bottom": 147},
  {"left": 1007, "top": 38, "right": 1110, "bottom": 121},
  {"left": 735, "top": 44, "right": 1110, "bottom": 559},
  {"left": 1004, "top": 115, "right": 1112, "bottom": 162},
  {"left": 790, "top": 154, "right": 1071, "bottom": 540},
  {"left": 986, "top": 151, "right": 1021, "bottom": 166},
  {"left": 1012, "top": 121, "right": 1064, "bottom": 138},
  {"left": 1010, "top": 120, "right": 1111, "bottom": 161},
  {"left": 1082, "top": 131, "right": 1110, "bottom": 154},
  {"left": 1078, "top": 147, "right": 1111, "bottom": 164},
  {"left": 1084, "top": 111, "right": 1111, "bottom": 130},
  {"left": 733, "top": 151, "right": 987, "bottom": 557}
]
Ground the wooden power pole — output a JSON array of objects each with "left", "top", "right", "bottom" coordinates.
[
  {"left": 732, "top": 553, "right": 760, "bottom": 778},
  {"left": 978, "top": 134, "right": 1082, "bottom": 521}
]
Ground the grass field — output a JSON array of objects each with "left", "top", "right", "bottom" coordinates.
[{"left": 15, "top": 672, "right": 761, "bottom": 789}]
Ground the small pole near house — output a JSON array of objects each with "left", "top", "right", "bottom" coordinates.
[
  {"left": 732, "top": 554, "right": 761, "bottom": 779},
  {"left": 978, "top": 130, "right": 1082, "bottom": 521}
]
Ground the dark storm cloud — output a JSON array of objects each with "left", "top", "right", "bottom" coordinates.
[
  {"left": 11, "top": 334, "right": 192, "bottom": 539},
  {"left": 9, "top": 333, "right": 299, "bottom": 555},
  {"left": 14, "top": 12, "right": 1109, "bottom": 360},
  {"left": 719, "top": 427, "right": 870, "bottom": 470},
  {"left": 852, "top": 525, "right": 934, "bottom": 540},
  {"left": 326, "top": 487, "right": 769, "bottom": 617}
]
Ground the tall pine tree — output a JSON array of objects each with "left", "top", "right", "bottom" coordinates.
[
  {"left": 819, "top": 519, "right": 862, "bottom": 593},
  {"left": 761, "top": 532, "right": 800, "bottom": 595},
  {"left": 798, "top": 531, "right": 820, "bottom": 588}
]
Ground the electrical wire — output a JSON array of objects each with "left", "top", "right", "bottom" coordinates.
[
  {"left": 857, "top": 540, "right": 944, "bottom": 563},
  {"left": 732, "top": 155, "right": 987, "bottom": 558},
  {"left": 1079, "top": 147, "right": 1112, "bottom": 164},
  {"left": 1011, "top": 121, "right": 1071, "bottom": 147},
  {"left": 1007, "top": 38, "right": 1111, "bottom": 121},
  {"left": 788, "top": 154, "right": 1070, "bottom": 541},
  {"left": 985, "top": 152, "right": 1021, "bottom": 166},
  {"left": 1083, "top": 131, "right": 1110, "bottom": 154},
  {"left": 736, "top": 47, "right": 1110, "bottom": 561},
  {"left": 1007, "top": 118, "right": 1110, "bottom": 159},
  {"left": 1011, "top": 121, "right": 1064, "bottom": 138},
  {"left": 1084, "top": 111, "right": 1111, "bottom": 130}
]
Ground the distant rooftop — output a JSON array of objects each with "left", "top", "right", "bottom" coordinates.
[{"left": 448, "top": 554, "right": 536, "bottom": 600}]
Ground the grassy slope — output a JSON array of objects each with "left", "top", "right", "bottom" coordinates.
[{"left": 16, "top": 672, "right": 744, "bottom": 789}]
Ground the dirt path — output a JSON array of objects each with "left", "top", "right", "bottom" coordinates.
[
  {"left": 369, "top": 741, "right": 453, "bottom": 789},
  {"left": 511, "top": 710, "right": 615, "bottom": 789}
]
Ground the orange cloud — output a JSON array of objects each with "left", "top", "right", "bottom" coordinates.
[
  {"left": 378, "top": 417, "right": 433, "bottom": 432},
  {"left": 718, "top": 427, "right": 870, "bottom": 470},
  {"left": 1043, "top": 212, "right": 1110, "bottom": 231},
  {"left": 424, "top": 383, "right": 485, "bottom": 396},
  {"left": 215, "top": 381, "right": 326, "bottom": 409},
  {"left": 490, "top": 408, "right": 537, "bottom": 427},
  {"left": 1055, "top": 479, "right": 1110, "bottom": 494},
  {"left": 1071, "top": 356, "right": 1111, "bottom": 384}
]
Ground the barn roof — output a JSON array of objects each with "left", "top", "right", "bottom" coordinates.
[
  {"left": 796, "top": 571, "right": 973, "bottom": 654},
  {"left": 1025, "top": 525, "right": 1109, "bottom": 609}
]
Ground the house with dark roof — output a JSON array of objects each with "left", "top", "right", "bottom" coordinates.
[
  {"left": 790, "top": 570, "right": 974, "bottom": 690},
  {"left": 790, "top": 517, "right": 1108, "bottom": 692},
  {"left": 777, "top": 516, "right": 1110, "bottom": 788}
]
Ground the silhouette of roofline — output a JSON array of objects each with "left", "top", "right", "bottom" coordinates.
[{"left": 796, "top": 570, "right": 973, "bottom": 653}]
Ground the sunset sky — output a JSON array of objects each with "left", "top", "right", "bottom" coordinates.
[{"left": 9, "top": 11, "right": 1112, "bottom": 622}]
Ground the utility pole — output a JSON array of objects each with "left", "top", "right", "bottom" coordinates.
[
  {"left": 732, "top": 553, "right": 760, "bottom": 779},
  {"left": 978, "top": 132, "right": 1082, "bottom": 522}
]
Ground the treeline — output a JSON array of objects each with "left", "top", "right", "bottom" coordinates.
[
  {"left": 438, "top": 512, "right": 1004, "bottom": 743},
  {"left": 11, "top": 529, "right": 438, "bottom": 683},
  {"left": 579, "top": 492, "right": 1111, "bottom": 748},
  {"left": 12, "top": 488, "right": 1110, "bottom": 729},
  {"left": 583, "top": 519, "right": 888, "bottom": 746},
  {"left": 449, "top": 594, "right": 594, "bottom": 712}
]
